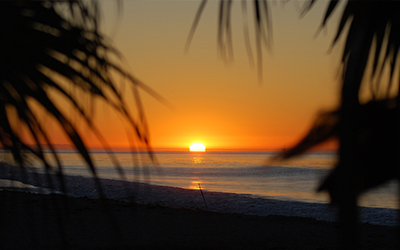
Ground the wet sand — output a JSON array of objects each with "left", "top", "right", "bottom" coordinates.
[{"left": 0, "top": 190, "right": 398, "bottom": 249}]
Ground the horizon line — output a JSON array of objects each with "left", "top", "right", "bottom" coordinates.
[{"left": 1, "top": 144, "right": 337, "bottom": 153}]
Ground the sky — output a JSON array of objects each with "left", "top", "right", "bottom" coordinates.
[{"left": 45, "top": 0, "right": 348, "bottom": 151}]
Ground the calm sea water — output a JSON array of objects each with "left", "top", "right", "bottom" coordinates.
[{"left": 1, "top": 150, "right": 397, "bottom": 210}]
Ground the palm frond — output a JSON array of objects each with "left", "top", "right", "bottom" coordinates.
[
  {"left": 313, "top": 0, "right": 400, "bottom": 99},
  {"left": 275, "top": 98, "right": 400, "bottom": 201},
  {"left": 274, "top": 109, "right": 339, "bottom": 160},
  {"left": 185, "top": 0, "right": 272, "bottom": 82},
  {"left": 0, "top": 1, "right": 152, "bottom": 195},
  {"left": 318, "top": 99, "right": 400, "bottom": 203}
]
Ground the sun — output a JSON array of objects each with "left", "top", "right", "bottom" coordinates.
[{"left": 189, "top": 143, "right": 206, "bottom": 152}]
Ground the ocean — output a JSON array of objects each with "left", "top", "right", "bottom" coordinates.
[{"left": 0, "top": 150, "right": 398, "bottom": 226}]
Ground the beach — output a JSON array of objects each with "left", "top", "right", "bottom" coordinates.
[
  {"left": 0, "top": 189, "right": 398, "bottom": 249},
  {"left": 1, "top": 154, "right": 399, "bottom": 249}
]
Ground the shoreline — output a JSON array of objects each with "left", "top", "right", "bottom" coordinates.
[
  {"left": 1, "top": 165, "right": 398, "bottom": 226},
  {"left": 0, "top": 190, "right": 398, "bottom": 249}
]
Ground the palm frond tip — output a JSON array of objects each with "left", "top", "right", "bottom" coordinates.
[{"left": 186, "top": 0, "right": 271, "bottom": 82}]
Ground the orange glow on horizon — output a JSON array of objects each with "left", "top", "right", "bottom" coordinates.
[{"left": 18, "top": 2, "right": 342, "bottom": 153}]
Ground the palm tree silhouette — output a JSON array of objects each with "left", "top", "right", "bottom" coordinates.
[
  {"left": 0, "top": 2, "right": 167, "bottom": 247},
  {"left": 0, "top": 1, "right": 160, "bottom": 195},
  {"left": 280, "top": 1, "right": 400, "bottom": 248},
  {"left": 189, "top": 0, "right": 400, "bottom": 248},
  {"left": 296, "top": 1, "right": 400, "bottom": 248}
]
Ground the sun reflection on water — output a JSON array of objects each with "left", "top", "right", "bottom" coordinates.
[
  {"left": 192, "top": 156, "right": 204, "bottom": 164},
  {"left": 189, "top": 179, "right": 205, "bottom": 190}
]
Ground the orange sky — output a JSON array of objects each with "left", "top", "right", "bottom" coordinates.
[{"left": 34, "top": 1, "right": 348, "bottom": 151}]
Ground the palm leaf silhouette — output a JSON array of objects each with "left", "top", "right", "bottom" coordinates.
[
  {"left": 188, "top": 0, "right": 400, "bottom": 247},
  {"left": 0, "top": 1, "right": 159, "bottom": 195},
  {"left": 279, "top": 1, "right": 400, "bottom": 247},
  {"left": 284, "top": 0, "right": 400, "bottom": 201},
  {"left": 186, "top": 0, "right": 272, "bottom": 81},
  {"left": 277, "top": 99, "right": 400, "bottom": 192},
  {"left": 318, "top": 0, "right": 400, "bottom": 97}
]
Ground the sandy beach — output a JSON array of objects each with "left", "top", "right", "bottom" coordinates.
[{"left": 0, "top": 190, "right": 398, "bottom": 250}]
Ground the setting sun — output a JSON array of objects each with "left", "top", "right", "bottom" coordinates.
[{"left": 189, "top": 143, "right": 206, "bottom": 152}]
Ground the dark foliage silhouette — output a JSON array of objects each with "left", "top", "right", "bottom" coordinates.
[
  {"left": 0, "top": 1, "right": 162, "bottom": 194},
  {"left": 189, "top": 0, "right": 400, "bottom": 248},
  {"left": 0, "top": 1, "right": 163, "bottom": 248},
  {"left": 283, "top": 1, "right": 400, "bottom": 248}
]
